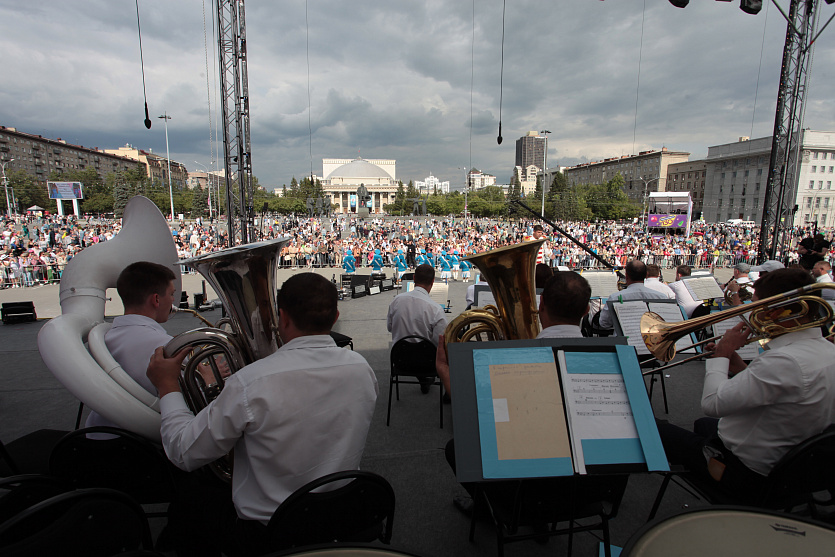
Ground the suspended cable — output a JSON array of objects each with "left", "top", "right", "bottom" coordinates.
[
  {"left": 748, "top": 0, "right": 770, "bottom": 156},
  {"left": 134, "top": 0, "right": 151, "bottom": 129},
  {"left": 469, "top": 0, "right": 475, "bottom": 175},
  {"left": 202, "top": 0, "right": 215, "bottom": 214},
  {"left": 497, "top": 0, "right": 506, "bottom": 145},
  {"left": 307, "top": 0, "right": 315, "bottom": 188},
  {"left": 632, "top": 0, "right": 646, "bottom": 155}
]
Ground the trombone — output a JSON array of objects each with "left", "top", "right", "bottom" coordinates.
[{"left": 640, "top": 282, "right": 835, "bottom": 374}]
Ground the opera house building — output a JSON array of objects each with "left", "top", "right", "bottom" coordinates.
[{"left": 322, "top": 157, "right": 398, "bottom": 214}]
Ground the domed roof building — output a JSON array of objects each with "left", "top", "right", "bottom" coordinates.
[{"left": 322, "top": 157, "right": 397, "bottom": 215}]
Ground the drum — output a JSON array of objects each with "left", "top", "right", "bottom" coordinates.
[{"left": 621, "top": 506, "right": 835, "bottom": 556}]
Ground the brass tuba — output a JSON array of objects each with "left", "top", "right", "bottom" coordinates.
[
  {"left": 163, "top": 237, "right": 290, "bottom": 479},
  {"left": 444, "top": 239, "right": 544, "bottom": 343},
  {"left": 641, "top": 282, "right": 835, "bottom": 365}
]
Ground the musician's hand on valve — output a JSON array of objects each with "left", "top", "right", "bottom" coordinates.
[{"left": 147, "top": 346, "right": 190, "bottom": 397}]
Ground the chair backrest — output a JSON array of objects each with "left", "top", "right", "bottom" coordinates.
[
  {"left": 504, "top": 475, "right": 629, "bottom": 533},
  {"left": 0, "top": 474, "right": 72, "bottom": 524},
  {"left": 49, "top": 426, "right": 178, "bottom": 505},
  {"left": 390, "top": 336, "right": 436, "bottom": 379},
  {"left": 268, "top": 470, "right": 396, "bottom": 550},
  {"left": 767, "top": 424, "right": 835, "bottom": 501},
  {"left": 0, "top": 487, "right": 152, "bottom": 557}
]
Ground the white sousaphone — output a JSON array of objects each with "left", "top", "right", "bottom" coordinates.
[{"left": 37, "top": 196, "right": 181, "bottom": 441}]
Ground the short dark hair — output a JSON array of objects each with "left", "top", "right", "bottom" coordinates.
[
  {"left": 277, "top": 273, "right": 338, "bottom": 333},
  {"left": 646, "top": 264, "right": 662, "bottom": 278},
  {"left": 676, "top": 265, "right": 691, "bottom": 277},
  {"left": 116, "top": 262, "right": 175, "bottom": 308},
  {"left": 533, "top": 224, "right": 544, "bottom": 232},
  {"left": 535, "top": 263, "right": 553, "bottom": 289},
  {"left": 414, "top": 264, "right": 435, "bottom": 287},
  {"left": 541, "top": 271, "right": 591, "bottom": 323},
  {"left": 625, "top": 260, "right": 648, "bottom": 282},
  {"left": 753, "top": 268, "right": 814, "bottom": 300}
]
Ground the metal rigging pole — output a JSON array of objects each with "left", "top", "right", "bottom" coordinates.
[
  {"left": 758, "top": 0, "right": 822, "bottom": 263},
  {"left": 217, "top": 0, "right": 254, "bottom": 245}
]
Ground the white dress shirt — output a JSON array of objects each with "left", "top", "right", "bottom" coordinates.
[
  {"left": 701, "top": 328, "right": 835, "bottom": 476},
  {"left": 642, "top": 277, "right": 676, "bottom": 300},
  {"left": 815, "top": 273, "right": 835, "bottom": 300},
  {"left": 158, "top": 334, "right": 378, "bottom": 523},
  {"left": 387, "top": 286, "right": 447, "bottom": 345},
  {"left": 598, "top": 283, "right": 671, "bottom": 329},
  {"left": 668, "top": 280, "right": 703, "bottom": 318},
  {"left": 537, "top": 324, "right": 582, "bottom": 338},
  {"left": 86, "top": 314, "right": 172, "bottom": 429}
]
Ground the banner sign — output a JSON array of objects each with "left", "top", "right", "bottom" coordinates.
[
  {"left": 349, "top": 194, "right": 357, "bottom": 208},
  {"left": 48, "top": 181, "right": 84, "bottom": 200},
  {"left": 647, "top": 214, "right": 688, "bottom": 229}
]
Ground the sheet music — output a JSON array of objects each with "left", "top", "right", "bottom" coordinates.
[
  {"left": 683, "top": 276, "right": 724, "bottom": 301},
  {"left": 612, "top": 301, "right": 651, "bottom": 355},
  {"left": 711, "top": 314, "right": 761, "bottom": 360},
  {"left": 476, "top": 290, "right": 496, "bottom": 308},
  {"left": 429, "top": 282, "right": 448, "bottom": 307},
  {"left": 557, "top": 351, "right": 639, "bottom": 474},
  {"left": 646, "top": 302, "right": 695, "bottom": 354},
  {"left": 582, "top": 271, "right": 620, "bottom": 299}
]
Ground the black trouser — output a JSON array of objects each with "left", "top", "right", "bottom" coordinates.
[{"left": 656, "top": 417, "right": 769, "bottom": 503}]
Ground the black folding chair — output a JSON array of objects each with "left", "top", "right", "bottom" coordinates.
[
  {"left": 387, "top": 335, "right": 443, "bottom": 428},
  {"left": 268, "top": 470, "right": 396, "bottom": 551}
]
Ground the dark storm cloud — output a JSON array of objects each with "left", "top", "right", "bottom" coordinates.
[{"left": 0, "top": 0, "right": 834, "bottom": 190}]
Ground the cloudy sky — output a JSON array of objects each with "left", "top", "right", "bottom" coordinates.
[{"left": 1, "top": 1, "right": 834, "bottom": 192}]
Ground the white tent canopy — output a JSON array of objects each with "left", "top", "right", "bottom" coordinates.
[{"left": 648, "top": 192, "right": 690, "bottom": 213}]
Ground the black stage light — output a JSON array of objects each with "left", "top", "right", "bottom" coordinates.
[
  {"left": 740, "top": 0, "right": 762, "bottom": 14},
  {"left": 668, "top": 0, "right": 689, "bottom": 7}
]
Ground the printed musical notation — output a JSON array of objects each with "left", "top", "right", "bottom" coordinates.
[
  {"left": 683, "top": 276, "right": 724, "bottom": 301},
  {"left": 558, "top": 354, "right": 640, "bottom": 474},
  {"left": 612, "top": 301, "right": 652, "bottom": 355},
  {"left": 581, "top": 271, "right": 619, "bottom": 299}
]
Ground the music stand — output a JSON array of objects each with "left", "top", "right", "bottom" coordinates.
[{"left": 608, "top": 298, "right": 693, "bottom": 414}]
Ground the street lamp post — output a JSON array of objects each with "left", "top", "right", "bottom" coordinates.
[
  {"left": 540, "top": 130, "right": 551, "bottom": 217},
  {"left": 458, "top": 166, "right": 469, "bottom": 227},
  {"left": 1, "top": 159, "right": 14, "bottom": 218},
  {"left": 639, "top": 175, "right": 660, "bottom": 232},
  {"left": 158, "top": 113, "right": 175, "bottom": 221},
  {"left": 194, "top": 160, "right": 212, "bottom": 218}
]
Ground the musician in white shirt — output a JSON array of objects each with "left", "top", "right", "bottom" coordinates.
[
  {"left": 667, "top": 264, "right": 704, "bottom": 318},
  {"left": 642, "top": 264, "right": 676, "bottom": 300}
]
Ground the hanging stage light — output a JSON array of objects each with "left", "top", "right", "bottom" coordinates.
[
  {"left": 667, "top": 0, "right": 689, "bottom": 7},
  {"left": 739, "top": 0, "right": 763, "bottom": 14}
]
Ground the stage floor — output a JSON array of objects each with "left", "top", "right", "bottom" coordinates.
[{"left": 0, "top": 267, "right": 718, "bottom": 556}]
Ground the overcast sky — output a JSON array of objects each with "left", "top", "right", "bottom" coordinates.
[{"left": 2, "top": 1, "right": 834, "bottom": 192}]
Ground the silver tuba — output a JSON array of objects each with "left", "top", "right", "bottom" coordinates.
[
  {"left": 38, "top": 196, "right": 182, "bottom": 441},
  {"left": 162, "top": 238, "right": 290, "bottom": 480},
  {"left": 163, "top": 238, "right": 290, "bottom": 413}
]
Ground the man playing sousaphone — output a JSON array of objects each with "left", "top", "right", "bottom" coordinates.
[{"left": 657, "top": 268, "right": 835, "bottom": 501}]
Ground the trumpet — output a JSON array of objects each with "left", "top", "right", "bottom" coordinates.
[{"left": 640, "top": 282, "right": 835, "bottom": 373}]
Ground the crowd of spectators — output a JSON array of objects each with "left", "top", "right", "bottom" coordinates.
[{"left": 0, "top": 211, "right": 831, "bottom": 288}]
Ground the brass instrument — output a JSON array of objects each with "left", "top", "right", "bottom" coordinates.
[
  {"left": 163, "top": 237, "right": 290, "bottom": 479},
  {"left": 444, "top": 239, "right": 544, "bottom": 343},
  {"left": 723, "top": 279, "right": 754, "bottom": 305},
  {"left": 641, "top": 282, "right": 835, "bottom": 372}
]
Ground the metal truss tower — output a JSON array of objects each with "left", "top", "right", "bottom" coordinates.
[
  {"left": 759, "top": 0, "right": 822, "bottom": 262},
  {"left": 217, "top": 0, "right": 253, "bottom": 245}
]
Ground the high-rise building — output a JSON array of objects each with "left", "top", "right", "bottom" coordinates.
[{"left": 515, "top": 131, "right": 545, "bottom": 172}]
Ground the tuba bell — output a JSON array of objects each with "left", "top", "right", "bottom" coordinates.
[
  {"left": 164, "top": 237, "right": 291, "bottom": 416},
  {"left": 444, "top": 239, "right": 544, "bottom": 343}
]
